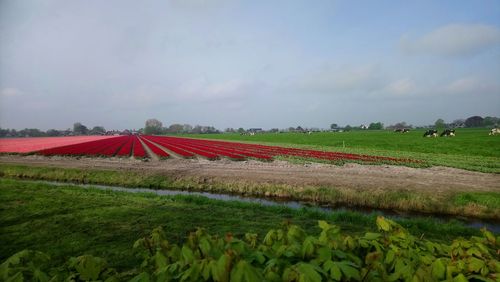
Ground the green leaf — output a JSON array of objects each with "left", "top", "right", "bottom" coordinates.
[
  {"left": 337, "top": 261, "right": 360, "bottom": 281},
  {"left": 70, "top": 255, "right": 107, "bottom": 281},
  {"left": 452, "top": 273, "right": 468, "bottom": 282},
  {"left": 316, "top": 247, "right": 331, "bottom": 262},
  {"left": 181, "top": 246, "right": 195, "bottom": 264},
  {"left": 199, "top": 238, "right": 211, "bottom": 257},
  {"left": 154, "top": 252, "right": 168, "bottom": 269},
  {"left": 323, "top": 261, "right": 341, "bottom": 281},
  {"left": 364, "top": 232, "right": 382, "bottom": 240},
  {"left": 230, "top": 260, "right": 262, "bottom": 282},
  {"left": 318, "top": 220, "right": 331, "bottom": 231},
  {"left": 376, "top": 216, "right": 392, "bottom": 232},
  {"left": 213, "top": 254, "right": 231, "bottom": 282},
  {"left": 129, "top": 272, "right": 151, "bottom": 282},
  {"left": 296, "top": 263, "right": 323, "bottom": 282},
  {"left": 301, "top": 237, "right": 315, "bottom": 259},
  {"left": 385, "top": 249, "right": 395, "bottom": 265},
  {"left": 431, "top": 259, "right": 446, "bottom": 279},
  {"left": 5, "top": 272, "right": 23, "bottom": 282},
  {"left": 287, "top": 225, "right": 305, "bottom": 243},
  {"left": 32, "top": 268, "right": 50, "bottom": 282},
  {"left": 468, "top": 257, "right": 486, "bottom": 273}
]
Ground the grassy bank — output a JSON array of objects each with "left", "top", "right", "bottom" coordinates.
[
  {"left": 182, "top": 129, "right": 500, "bottom": 173},
  {"left": 0, "top": 179, "right": 485, "bottom": 271},
  {"left": 1, "top": 163, "right": 499, "bottom": 220}
]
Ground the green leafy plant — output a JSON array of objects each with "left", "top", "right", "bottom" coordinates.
[{"left": 1, "top": 216, "right": 499, "bottom": 281}]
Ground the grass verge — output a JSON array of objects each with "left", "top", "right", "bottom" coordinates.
[
  {"left": 0, "top": 178, "right": 486, "bottom": 271},
  {"left": 1, "top": 163, "right": 499, "bottom": 220}
]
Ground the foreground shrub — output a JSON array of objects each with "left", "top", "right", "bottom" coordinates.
[{"left": 1, "top": 217, "right": 499, "bottom": 281}]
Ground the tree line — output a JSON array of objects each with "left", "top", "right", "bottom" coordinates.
[
  {"left": 0, "top": 122, "right": 109, "bottom": 138},
  {"left": 1, "top": 115, "right": 498, "bottom": 138}
]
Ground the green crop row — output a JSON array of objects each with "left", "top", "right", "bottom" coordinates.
[{"left": 2, "top": 217, "right": 498, "bottom": 281}]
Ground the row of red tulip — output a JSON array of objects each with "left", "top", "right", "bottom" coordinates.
[{"left": 3, "top": 135, "right": 417, "bottom": 164}]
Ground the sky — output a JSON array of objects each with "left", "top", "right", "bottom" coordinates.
[{"left": 0, "top": 0, "right": 499, "bottom": 131}]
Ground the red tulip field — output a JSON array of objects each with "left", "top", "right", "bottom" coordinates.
[{"left": 0, "top": 135, "right": 418, "bottom": 164}]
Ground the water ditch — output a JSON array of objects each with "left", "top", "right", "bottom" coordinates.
[{"left": 38, "top": 180, "right": 500, "bottom": 232}]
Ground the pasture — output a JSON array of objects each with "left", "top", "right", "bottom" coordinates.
[{"left": 185, "top": 128, "right": 500, "bottom": 173}]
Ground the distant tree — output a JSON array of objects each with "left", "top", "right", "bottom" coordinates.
[
  {"left": 389, "top": 122, "right": 410, "bottom": 129},
  {"left": 270, "top": 128, "right": 279, "bottom": 133},
  {"left": 46, "top": 129, "right": 61, "bottom": 137},
  {"left": 465, "top": 116, "right": 484, "bottom": 128},
  {"left": 287, "top": 127, "right": 295, "bottom": 132},
  {"left": 182, "top": 124, "right": 193, "bottom": 133},
  {"left": 368, "top": 122, "right": 384, "bottom": 130},
  {"left": 167, "top": 124, "right": 184, "bottom": 134},
  {"left": 344, "top": 125, "right": 352, "bottom": 131},
  {"left": 192, "top": 125, "right": 203, "bottom": 134},
  {"left": 0, "top": 128, "right": 9, "bottom": 137},
  {"left": 225, "top": 128, "right": 236, "bottom": 133},
  {"left": 18, "top": 128, "right": 45, "bottom": 137},
  {"left": 296, "top": 126, "right": 304, "bottom": 132},
  {"left": 237, "top": 128, "right": 245, "bottom": 134},
  {"left": 482, "top": 116, "right": 499, "bottom": 127},
  {"left": 144, "top": 119, "right": 163, "bottom": 135},
  {"left": 205, "top": 126, "right": 219, "bottom": 134},
  {"left": 73, "top": 122, "right": 88, "bottom": 135},
  {"left": 434, "top": 119, "right": 445, "bottom": 129},
  {"left": 90, "top": 126, "right": 106, "bottom": 135},
  {"left": 330, "top": 123, "right": 338, "bottom": 130}
]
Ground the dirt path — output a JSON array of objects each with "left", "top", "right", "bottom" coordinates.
[{"left": 1, "top": 155, "right": 499, "bottom": 193}]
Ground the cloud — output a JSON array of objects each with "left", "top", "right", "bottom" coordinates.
[
  {"left": 382, "top": 78, "right": 417, "bottom": 96},
  {"left": 444, "top": 77, "right": 500, "bottom": 95},
  {"left": 400, "top": 24, "right": 500, "bottom": 57},
  {"left": 1, "top": 87, "right": 23, "bottom": 97},
  {"left": 175, "top": 78, "right": 260, "bottom": 103},
  {"left": 295, "top": 65, "right": 384, "bottom": 95}
]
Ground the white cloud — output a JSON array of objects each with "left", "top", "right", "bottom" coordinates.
[
  {"left": 383, "top": 78, "right": 417, "bottom": 96},
  {"left": 444, "top": 77, "right": 500, "bottom": 95},
  {"left": 1, "top": 88, "right": 23, "bottom": 97},
  {"left": 175, "top": 78, "right": 258, "bottom": 102},
  {"left": 296, "top": 65, "right": 384, "bottom": 94},
  {"left": 400, "top": 24, "right": 500, "bottom": 57}
]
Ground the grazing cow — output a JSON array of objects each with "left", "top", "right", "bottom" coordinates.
[
  {"left": 394, "top": 129, "right": 403, "bottom": 133},
  {"left": 394, "top": 128, "right": 410, "bottom": 133},
  {"left": 490, "top": 128, "right": 500, "bottom": 136},
  {"left": 402, "top": 128, "right": 410, "bottom": 133},
  {"left": 423, "top": 129, "right": 438, "bottom": 137},
  {"left": 440, "top": 129, "right": 456, "bottom": 137}
]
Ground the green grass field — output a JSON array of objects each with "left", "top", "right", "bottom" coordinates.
[
  {"left": 0, "top": 179, "right": 483, "bottom": 271},
  {"left": 183, "top": 128, "right": 500, "bottom": 173}
]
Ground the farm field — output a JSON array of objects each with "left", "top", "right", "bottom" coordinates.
[
  {"left": 0, "top": 135, "right": 115, "bottom": 153},
  {"left": 184, "top": 128, "right": 500, "bottom": 173},
  {"left": 1, "top": 130, "right": 499, "bottom": 280},
  {"left": 0, "top": 134, "right": 420, "bottom": 166}
]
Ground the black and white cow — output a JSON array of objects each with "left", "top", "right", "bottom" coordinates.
[
  {"left": 490, "top": 128, "right": 500, "bottom": 136},
  {"left": 423, "top": 129, "right": 438, "bottom": 137},
  {"left": 440, "top": 129, "right": 455, "bottom": 137},
  {"left": 394, "top": 128, "right": 410, "bottom": 133}
]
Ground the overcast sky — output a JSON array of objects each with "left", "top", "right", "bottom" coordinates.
[{"left": 1, "top": 0, "right": 499, "bottom": 130}]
